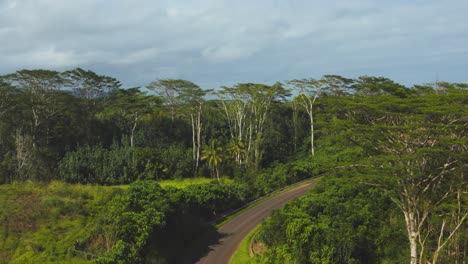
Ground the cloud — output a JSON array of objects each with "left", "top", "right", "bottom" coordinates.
[
  {"left": 111, "top": 48, "right": 160, "bottom": 65},
  {"left": 1, "top": 0, "right": 467, "bottom": 88}
]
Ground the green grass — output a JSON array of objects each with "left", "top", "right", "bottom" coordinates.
[
  {"left": 0, "top": 181, "right": 123, "bottom": 263},
  {"left": 0, "top": 178, "right": 232, "bottom": 263},
  {"left": 230, "top": 225, "right": 260, "bottom": 264},
  {"left": 158, "top": 177, "right": 233, "bottom": 188},
  {"left": 114, "top": 177, "right": 231, "bottom": 190}
]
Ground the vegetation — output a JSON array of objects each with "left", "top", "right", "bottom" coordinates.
[
  {"left": 0, "top": 179, "right": 250, "bottom": 263},
  {"left": 256, "top": 88, "right": 467, "bottom": 264},
  {"left": 231, "top": 225, "right": 261, "bottom": 264},
  {"left": 0, "top": 69, "right": 466, "bottom": 263}
]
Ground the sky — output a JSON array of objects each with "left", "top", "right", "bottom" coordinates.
[{"left": 1, "top": 0, "right": 468, "bottom": 89}]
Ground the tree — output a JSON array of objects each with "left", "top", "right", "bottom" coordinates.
[
  {"left": 62, "top": 68, "right": 121, "bottom": 99},
  {"left": 376, "top": 126, "right": 467, "bottom": 264},
  {"left": 97, "top": 88, "right": 159, "bottom": 147},
  {"left": 1, "top": 70, "right": 66, "bottom": 147},
  {"left": 217, "top": 83, "right": 289, "bottom": 169},
  {"left": 177, "top": 82, "right": 209, "bottom": 173},
  {"left": 0, "top": 82, "right": 17, "bottom": 120},
  {"left": 321, "top": 74, "right": 355, "bottom": 96},
  {"left": 146, "top": 79, "right": 191, "bottom": 121},
  {"left": 201, "top": 139, "right": 223, "bottom": 182},
  {"left": 287, "top": 78, "right": 327, "bottom": 157},
  {"left": 354, "top": 76, "right": 410, "bottom": 97}
]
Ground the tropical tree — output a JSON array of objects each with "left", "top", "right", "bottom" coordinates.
[
  {"left": 177, "top": 82, "right": 209, "bottom": 173},
  {"left": 97, "top": 88, "right": 159, "bottom": 147},
  {"left": 217, "top": 83, "right": 289, "bottom": 168},
  {"left": 1, "top": 69, "right": 66, "bottom": 147},
  {"left": 287, "top": 78, "right": 327, "bottom": 157},
  {"left": 321, "top": 74, "right": 355, "bottom": 96},
  {"left": 376, "top": 125, "right": 467, "bottom": 264},
  {"left": 201, "top": 139, "right": 223, "bottom": 182},
  {"left": 354, "top": 76, "right": 409, "bottom": 97},
  {"left": 62, "top": 68, "right": 121, "bottom": 99},
  {"left": 146, "top": 79, "right": 193, "bottom": 121}
]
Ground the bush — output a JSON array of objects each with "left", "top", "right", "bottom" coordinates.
[
  {"left": 93, "top": 181, "right": 170, "bottom": 263},
  {"left": 59, "top": 143, "right": 164, "bottom": 184},
  {"left": 181, "top": 182, "right": 252, "bottom": 220}
]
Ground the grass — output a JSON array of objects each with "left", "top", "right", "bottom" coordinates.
[
  {"left": 0, "top": 177, "right": 232, "bottom": 263},
  {"left": 158, "top": 177, "right": 233, "bottom": 188},
  {"left": 0, "top": 181, "right": 122, "bottom": 263},
  {"left": 114, "top": 177, "right": 232, "bottom": 190},
  {"left": 230, "top": 225, "right": 260, "bottom": 264}
]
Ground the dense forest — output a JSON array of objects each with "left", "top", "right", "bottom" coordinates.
[{"left": 0, "top": 69, "right": 466, "bottom": 263}]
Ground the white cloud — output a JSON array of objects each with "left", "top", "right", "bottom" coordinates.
[{"left": 4, "top": 46, "right": 84, "bottom": 68}]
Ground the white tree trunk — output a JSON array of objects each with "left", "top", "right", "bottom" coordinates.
[{"left": 404, "top": 210, "right": 419, "bottom": 264}]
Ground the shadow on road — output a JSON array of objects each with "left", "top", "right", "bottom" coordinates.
[{"left": 179, "top": 224, "right": 228, "bottom": 264}]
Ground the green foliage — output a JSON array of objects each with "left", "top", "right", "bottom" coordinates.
[
  {"left": 1, "top": 68, "right": 467, "bottom": 263},
  {"left": 59, "top": 142, "right": 165, "bottom": 184},
  {"left": 0, "top": 179, "right": 253, "bottom": 263},
  {"left": 159, "top": 144, "right": 193, "bottom": 179},
  {"left": 93, "top": 181, "right": 170, "bottom": 263},
  {"left": 255, "top": 88, "right": 467, "bottom": 264},
  {"left": 181, "top": 182, "right": 252, "bottom": 219},
  {"left": 201, "top": 139, "right": 224, "bottom": 181},
  {"left": 0, "top": 181, "right": 122, "bottom": 263},
  {"left": 258, "top": 175, "right": 407, "bottom": 264}
]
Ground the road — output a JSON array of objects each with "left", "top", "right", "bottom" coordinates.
[{"left": 193, "top": 180, "right": 317, "bottom": 264}]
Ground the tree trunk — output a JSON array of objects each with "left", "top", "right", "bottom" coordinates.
[
  {"left": 195, "top": 108, "right": 202, "bottom": 173},
  {"left": 404, "top": 209, "right": 419, "bottom": 264},
  {"left": 130, "top": 113, "right": 138, "bottom": 148},
  {"left": 310, "top": 107, "right": 315, "bottom": 157},
  {"left": 410, "top": 232, "right": 418, "bottom": 264},
  {"left": 191, "top": 114, "right": 196, "bottom": 160}
]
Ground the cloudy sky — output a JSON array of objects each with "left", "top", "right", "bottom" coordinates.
[{"left": 1, "top": 0, "right": 467, "bottom": 89}]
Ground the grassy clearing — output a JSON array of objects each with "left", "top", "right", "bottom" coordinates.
[
  {"left": 158, "top": 177, "right": 233, "bottom": 188},
  {"left": 0, "top": 181, "right": 123, "bottom": 263},
  {"left": 113, "top": 177, "right": 230, "bottom": 190},
  {"left": 0, "top": 178, "right": 224, "bottom": 263},
  {"left": 230, "top": 225, "right": 260, "bottom": 264}
]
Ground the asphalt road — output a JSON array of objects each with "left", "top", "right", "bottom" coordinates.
[{"left": 194, "top": 180, "right": 317, "bottom": 264}]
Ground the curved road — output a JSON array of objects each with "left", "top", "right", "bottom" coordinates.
[{"left": 194, "top": 180, "right": 317, "bottom": 264}]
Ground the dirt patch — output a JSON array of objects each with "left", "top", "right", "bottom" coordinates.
[
  {"left": 252, "top": 240, "right": 267, "bottom": 256},
  {"left": 7, "top": 194, "right": 45, "bottom": 232}
]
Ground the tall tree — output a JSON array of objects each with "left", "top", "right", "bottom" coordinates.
[
  {"left": 218, "top": 83, "right": 288, "bottom": 169},
  {"left": 0, "top": 82, "right": 17, "bottom": 123},
  {"left": 355, "top": 76, "right": 410, "bottom": 97},
  {"left": 62, "top": 68, "right": 121, "bottom": 99},
  {"left": 287, "top": 78, "right": 327, "bottom": 157},
  {"left": 97, "top": 88, "right": 159, "bottom": 147},
  {"left": 1, "top": 70, "right": 66, "bottom": 147},
  {"left": 376, "top": 125, "right": 467, "bottom": 264},
  {"left": 146, "top": 79, "right": 191, "bottom": 121},
  {"left": 178, "top": 82, "right": 208, "bottom": 173},
  {"left": 321, "top": 74, "right": 355, "bottom": 96}
]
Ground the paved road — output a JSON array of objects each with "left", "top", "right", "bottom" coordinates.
[{"left": 194, "top": 181, "right": 317, "bottom": 264}]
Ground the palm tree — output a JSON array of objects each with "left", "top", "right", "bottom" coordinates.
[
  {"left": 227, "top": 138, "right": 246, "bottom": 165},
  {"left": 201, "top": 139, "right": 223, "bottom": 182}
]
